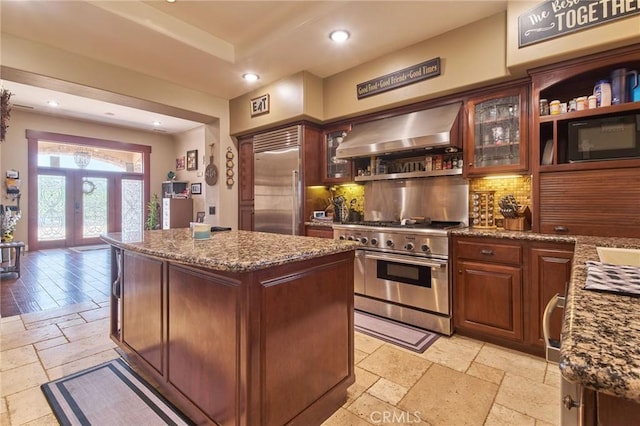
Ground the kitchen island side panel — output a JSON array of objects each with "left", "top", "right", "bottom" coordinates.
[
  {"left": 109, "top": 245, "right": 355, "bottom": 426},
  {"left": 259, "top": 257, "right": 354, "bottom": 426},
  {"left": 167, "top": 264, "right": 242, "bottom": 425}
]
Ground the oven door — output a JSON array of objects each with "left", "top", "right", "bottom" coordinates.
[{"left": 363, "top": 251, "right": 449, "bottom": 315}]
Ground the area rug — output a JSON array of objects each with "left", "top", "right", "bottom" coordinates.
[
  {"left": 68, "top": 244, "right": 110, "bottom": 253},
  {"left": 354, "top": 310, "right": 440, "bottom": 353},
  {"left": 41, "top": 358, "right": 194, "bottom": 426}
]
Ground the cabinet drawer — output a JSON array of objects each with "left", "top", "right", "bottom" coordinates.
[{"left": 455, "top": 240, "right": 522, "bottom": 264}]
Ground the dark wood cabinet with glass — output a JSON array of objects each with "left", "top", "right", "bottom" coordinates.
[
  {"left": 322, "top": 126, "right": 353, "bottom": 184},
  {"left": 464, "top": 82, "right": 529, "bottom": 177}
]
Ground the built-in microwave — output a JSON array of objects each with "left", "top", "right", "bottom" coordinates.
[{"left": 568, "top": 113, "right": 640, "bottom": 162}]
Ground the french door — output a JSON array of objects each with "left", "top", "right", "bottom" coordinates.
[
  {"left": 27, "top": 130, "right": 152, "bottom": 251},
  {"left": 36, "top": 170, "right": 143, "bottom": 249}
]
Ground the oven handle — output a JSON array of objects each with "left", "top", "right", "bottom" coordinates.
[{"left": 363, "top": 252, "right": 447, "bottom": 269}]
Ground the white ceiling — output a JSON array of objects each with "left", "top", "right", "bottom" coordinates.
[{"left": 1, "top": 1, "right": 507, "bottom": 134}]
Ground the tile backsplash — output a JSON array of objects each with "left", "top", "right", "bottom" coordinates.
[{"left": 469, "top": 175, "right": 532, "bottom": 226}]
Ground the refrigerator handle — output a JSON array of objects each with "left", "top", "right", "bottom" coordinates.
[{"left": 292, "top": 170, "right": 299, "bottom": 235}]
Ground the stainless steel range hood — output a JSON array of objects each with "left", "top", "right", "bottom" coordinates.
[{"left": 336, "top": 102, "right": 462, "bottom": 159}]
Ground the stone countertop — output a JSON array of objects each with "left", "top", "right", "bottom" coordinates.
[
  {"left": 101, "top": 228, "right": 358, "bottom": 273},
  {"left": 451, "top": 227, "right": 640, "bottom": 403},
  {"left": 304, "top": 220, "right": 335, "bottom": 228},
  {"left": 560, "top": 236, "right": 640, "bottom": 403}
]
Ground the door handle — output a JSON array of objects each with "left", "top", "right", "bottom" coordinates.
[{"left": 542, "top": 293, "right": 564, "bottom": 363}]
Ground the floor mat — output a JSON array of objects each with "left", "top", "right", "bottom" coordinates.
[
  {"left": 41, "top": 358, "right": 194, "bottom": 426},
  {"left": 68, "top": 245, "right": 110, "bottom": 253},
  {"left": 354, "top": 310, "right": 440, "bottom": 353}
]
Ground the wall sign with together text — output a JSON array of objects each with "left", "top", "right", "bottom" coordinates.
[{"left": 519, "top": 0, "right": 640, "bottom": 47}]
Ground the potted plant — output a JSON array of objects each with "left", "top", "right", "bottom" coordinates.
[{"left": 145, "top": 193, "right": 160, "bottom": 230}]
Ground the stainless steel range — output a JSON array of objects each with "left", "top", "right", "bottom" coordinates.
[
  {"left": 334, "top": 220, "right": 462, "bottom": 335},
  {"left": 332, "top": 175, "right": 469, "bottom": 335}
]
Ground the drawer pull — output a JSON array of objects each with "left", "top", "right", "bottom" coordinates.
[
  {"left": 554, "top": 226, "right": 569, "bottom": 233},
  {"left": 480, "top": 249, "right": 494, "bottom": 256}
]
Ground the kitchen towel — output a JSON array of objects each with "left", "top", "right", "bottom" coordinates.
[{"left": 584, "top": 261, "right": 640, "bottom": 296}]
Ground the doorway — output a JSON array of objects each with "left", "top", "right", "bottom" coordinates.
[{"left": 27, "top": 131, "right": 151, "bottom": 250}]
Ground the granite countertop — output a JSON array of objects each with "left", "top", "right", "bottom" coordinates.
[
  {"left": 451, "top": 227, "right": 640, "bottom": 402},
  {"left": 101, "top": 228, "right": 358, "bottom": 273},
  {"left": 304, "top": 220, "right": 335, "bottom": 228},
  {"left": 560, "top": 236, "right": 640, "bottom": 403}
]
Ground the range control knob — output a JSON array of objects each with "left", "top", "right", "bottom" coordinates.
[
  {"left": 386, "top": 240, "right": 394, "bottom": 248},
  {"left": 404, "top": 242, "right": 415, "bottom": 251},
  {"left": 421, "top": 244, "right": 431, "bottom": 252},
  {"left": 347, "top": 236, "right": 355, "bottom": 241},
  {"left": 339, "top": 235, "right": 346, "bottom": 240},
  {"left": 370, "top": 238, "right": 378, "bottom": 245},
  {"left": 360, "top": 237, "right": 368, "bottom": 244}
]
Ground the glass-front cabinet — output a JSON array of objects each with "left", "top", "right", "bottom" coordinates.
[
  {"left": 465, "top": 84, "right": 528, "bottom": 176},
  {"left": 322, "top": 125, "right": 353, "bottom": 183}
]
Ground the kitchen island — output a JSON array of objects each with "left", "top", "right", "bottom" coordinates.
[{"left": 101, "top": 228, "right": 358, "bottom": 426}]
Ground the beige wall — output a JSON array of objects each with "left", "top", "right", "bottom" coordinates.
[
  {"left": 506, "top": 1, "right": 640, "bottom": 73},
  {"left": 0, "top": 109, "right": 177, "bottom": 245},
  {"left": 229, "top": 71, "right": 323, "bottom": 136},
  {"left": 171, "top": 123, "right": 237, "bottom": 229},
  {"left": 323, "top": 12, "right": 511, "bottom": 121}
]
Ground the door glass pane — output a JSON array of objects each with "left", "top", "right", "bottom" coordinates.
[
  {"left": 122, "top": 179, "right": 143, "bottom": 240},
  {"left": 38, "top": 175, "right": 66, "bottom": 241},
  {"left": 474, "top": 95, "right": 520, "bottom": 167},
  {"left": 82, "top": 178, "right": 108, "bottom": 238},
  {"left": 38, "top": 141, "right": 143, "bottom": 172}
]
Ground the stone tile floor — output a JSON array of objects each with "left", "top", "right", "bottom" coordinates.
[{"left": 0, "top": 300, "right": 560, "bottom": 425}]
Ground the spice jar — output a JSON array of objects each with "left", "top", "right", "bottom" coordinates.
[
  {"left": 539, "top": 99, "right": 549, "bottom": 116},
  {"left": 588, "top": 95, "right": 597, "bottom": 109},
  {"left": 550, "top": 100, "right": 561, "bottom": 115},
  {"left": 576, "top": 96, "right": 587, "bottom": 111}
]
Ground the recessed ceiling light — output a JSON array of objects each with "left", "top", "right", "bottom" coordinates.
[
  {"left": 152, "top": 120, "right": 162, "bottom": 126},
  {"left": 166, "top": 0, "right": 176, "bottom": 3},
  {"left": 243, "top": 73, "right": 259, "bottom": 82},
  {"left": 47, "top": 100, "right": 59, "bottom": 107},
  {"left": 329, "top": 30, "right": 350, "bottom": 43}
]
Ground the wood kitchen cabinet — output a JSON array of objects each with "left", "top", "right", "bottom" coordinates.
[
  {"left": 122, "top": 251, "right": 164, "bottom": 374},
  {"left": 454, "top": 238, "right": 524, "bottom": 342},
  {"left": 305, "top": 225, "right": 334, "bottom": 239},
  {"left": 527, "top": 242, "right": 574, "bottom": 350},
  {"left": 530, "top": 44, "right": 640, "bottom": 238},
  {"left": 464, "top": 80, "right": 529, "bottom": 177},
  {"left": 238, "top": 136, "right": 254, "bottom": 231},
  {"left": 452, "top": 235, "right": 575, "bottom": 356},
  {"left": 322, "top": 125, "right": 353, "bottom": 184}
]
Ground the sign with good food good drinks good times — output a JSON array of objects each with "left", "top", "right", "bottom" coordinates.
[
  {"left": 356, "top": 58, "right": 441, "bottom": 100},
  {"left": 519, "top": 0, "right": 640, "bottom": 47}
]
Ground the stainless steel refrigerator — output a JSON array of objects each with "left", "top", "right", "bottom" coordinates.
[{"left": 253, "top": 125, "right": 302, "bottom": 235}]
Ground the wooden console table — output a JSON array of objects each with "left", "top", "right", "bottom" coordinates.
[{"left": 0, "top": 241, "right": 25, "bottom": 278}]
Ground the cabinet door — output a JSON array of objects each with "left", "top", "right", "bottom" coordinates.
[
  {"left": 238, "top": 136, "right": 254, "bottom": 203},
  {"left": 305, "top": 226, "right": 333, "bottom": 239},
  {"left": 528, "top": 244, "right": 573, "bottom": 348},
  {"left": 454, "top": 259, "right": 523, "bottom": 342},
  {"left": 465, "top": 84, "right": 528, "bottom": 176},
  {"left": 239, "top": 204, "right": 254, "bottom": 231},
  {"left": 122, "top": 251, "right": 164, "bottom": 374},
  {"left": 322, "top": 126, "right": 353, "bottom": 183}
]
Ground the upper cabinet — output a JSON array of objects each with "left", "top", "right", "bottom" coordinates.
[
  {"left": 464, "top": 82, "right": 529, "bottom": 177},
  {"left": 530, "top": 44, "right": 640, "bottom": 172},
  {"left": 322, "top": 125, "right": 353, "bottom": 184}
]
